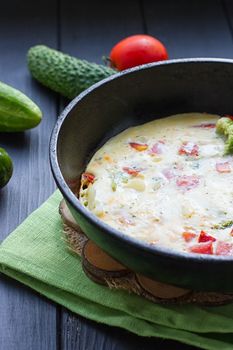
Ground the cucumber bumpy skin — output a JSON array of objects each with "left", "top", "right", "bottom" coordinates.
[
  {"left": 216, "top": 117, "right": 233, "bottom": 155},
  {"left": 0, "top": 81, "right": 42, "bottom": 132},
  {"left": 27, "top": 45, "right": 116, "bottom": 99},
  {"left": 0, "top": 147, "right": 13, "bottom": 188}
]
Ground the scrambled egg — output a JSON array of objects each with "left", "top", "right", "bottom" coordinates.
[{"left": 79, "top": 113, "right": 233, "bottom": 256}]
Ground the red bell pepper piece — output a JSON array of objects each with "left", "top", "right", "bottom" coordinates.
[
  {"left": 216, "top": 162, "right": 231, "bottom": 173},
  {"left": 123, "top": 167, "right": 140, "bottom": 176},
  {"left": 178, "top": 142, "right": 199, "bottom": 157},
  {"left": 198, "top": 230, "right": 216, "bottom": 243},
  {"left": 190, "top": 241, "right": 213, "bottom": 255},
  {"left": 216, "top": 241, "right": 233, "bottom": 256},
  {"left": 129, "top": 142, "right": 148, "bottom": 151},
  {"left": 82, "top": 172, "right": 95, "bottom": 184},
  {"left": 176, "top": 175, "right": 199, "bottom": 190},
  {"left": 192, "top": 123, "right": 216, "bottom": 128}
]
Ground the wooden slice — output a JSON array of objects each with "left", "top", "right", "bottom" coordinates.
[
  {"left": 61, "top": 203, "right": 233, "bottom": 305},
  {"left": 189, "top": 292, "right": 233, "bottom": 306},
  {"left": 82, "top": 240, "right": 130, "bottom": 282},
  {"left": 82, "top": 262, "right": 108, "bottom": 286},
  {"left": 59, "top": 199, "right": 81, "bottom": 231},
  {"left": 136, "top": 274, "right": 190, "bottom": 299}
]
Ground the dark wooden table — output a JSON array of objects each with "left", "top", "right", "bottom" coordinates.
[{"left": 1, "top": 1, "right": 233, "bottom": 349}]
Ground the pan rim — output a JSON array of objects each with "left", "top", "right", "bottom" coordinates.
[{"left": 50, "top": 57, "right": 233, "bottom": 265}]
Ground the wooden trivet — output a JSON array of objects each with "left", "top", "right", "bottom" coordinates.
[{"left": 60, "top": 200, "right": 233, "bottom": 306}]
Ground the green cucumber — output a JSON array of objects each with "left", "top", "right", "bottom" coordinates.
[
  {"left": 0, "top": 147, "right": 13, "bottom": 188},
  {"left": 27, "top": 45, "right": 116, "bottom": 99},
  {"left": 0, "top": 81, "right": 42, "bottom": 132}
]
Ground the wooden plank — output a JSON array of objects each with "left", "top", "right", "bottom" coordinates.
[
  {"left": 61, "top": 313, "right": 196, "bottom": 350},
  {"left": 58, "top": 0, "right": 154, "bottom": 349},
  {"left": 59, "top": 0, "right": 144, "bottom": 63},
  {"left": 223, "top": 0, "right": 233, "bottom": 37},
  {"left": 0, "top": 276, "right": 58, "bottom": 350},
  {"left": 143, "top": 0, "right": 233, "bottom": 58},
  {"left": 0, "top": 1, "right": 58, "bottom": 349}
]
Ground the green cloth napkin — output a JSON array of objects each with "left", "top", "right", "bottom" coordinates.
[{"left": 1, "top": 191, "right": 233, "bottom": 350}]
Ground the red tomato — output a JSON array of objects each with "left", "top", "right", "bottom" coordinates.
[
  {"left": 216, "top": 241, "right": 233, "bottom": 256},
  {"left": 109, "top": 34, "right": 168, "bottom": 71},
  {"left": 216, "top": 162, "right": 231, "bottom": 173},
  {"left": 123, "top": 167, "right": 140, "bottom": 176},
  {"left": 82, "top": 172, "right": 95, "bottom": 184},
  {"left": 178, "top": 142, "right": 199, "bottom": 157},
  {"left": 176, "top": 175, "right": 199, "bottom": 190},
  {"left": 198, "top": 230, "right": 216, "bottom": 243},
  {"left": 189, "top": 241, "right": 213, "bottom": 255}
]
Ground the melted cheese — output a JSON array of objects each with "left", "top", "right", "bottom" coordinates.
[{"left": 79, "top": 113, "right": 233, "bottom": 255}]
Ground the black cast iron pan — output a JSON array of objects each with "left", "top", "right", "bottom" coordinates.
[{"left": 50, "top": 58, "right": 233, "bottom": 292}]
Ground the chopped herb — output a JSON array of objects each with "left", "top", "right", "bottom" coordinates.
[
  {"left": 212, "top": 220, "right": 233, "bottom": 229},
  {"left": 110, "top": 170, "right": 128, "bottom": 186},
  {"left": 111, "top": 181, "right": 117, "bottom": 192},
  {"left": 121, "top": 176, "right": 128, "bottom": 183}
]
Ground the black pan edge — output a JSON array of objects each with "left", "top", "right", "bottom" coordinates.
[{"left": 49, "top": 58, "right": 233, "bottom": 268}]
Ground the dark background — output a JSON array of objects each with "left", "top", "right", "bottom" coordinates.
[{"left": 1, "top": 1, "right": 233, "bottom": 349}]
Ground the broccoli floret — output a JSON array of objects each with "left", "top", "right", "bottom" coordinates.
[
  {"left": 216, "top": 117, "right": 232, "bottom": 135},
  {"left": 216, "top": 117, "right": 233, "bottom": 154},
  {"left": 225, "top": 133, "right": 233, "bottom": 155}
]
